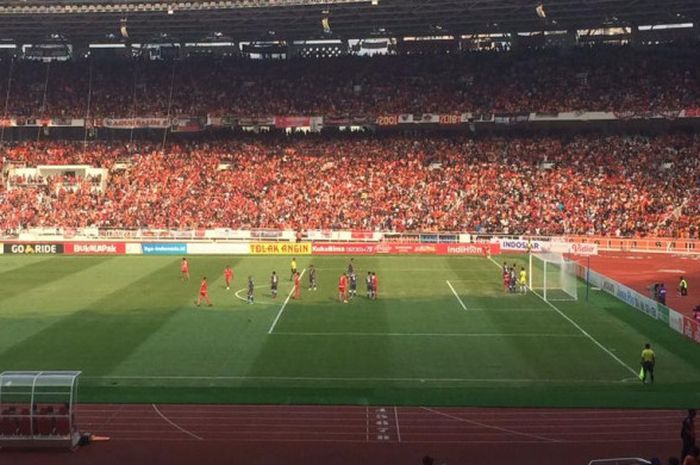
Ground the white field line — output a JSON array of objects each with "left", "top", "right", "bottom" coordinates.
[
  {"left": 446, "top": 280, "right": 467, "bottom": 310},
  {"left": 84, "top": 375, "right": 624, "bottom": 384},
  {"left": 365, "top": 406, "right": 369, "bottom": 442},
  {"left": 420, "top": 407, "right": 560, "bottom": 443},
  {"left": 271, "top": 331, "right": 583, "bottom": 338},
  {"left": 467, "top": 307, "right": 553, "bottom": 312},
  {"left": 151, "top": 404, "right": 203, "bottom": 440},
  {"left": 234, "top": 283, "right": 270, "bottom": 303},
  {"left": 268, "top": 268, "right": 306, "bottom": 334},
  {"left": 487, "top": 256, "right": 637, "bottom": 376},
  {"left": 393, "top": 406, "right": 402, "bottom": 442}
]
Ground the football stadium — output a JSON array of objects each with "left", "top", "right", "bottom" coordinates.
[{"left": 1, "top": 1, "right": 700, "bottom": 464}]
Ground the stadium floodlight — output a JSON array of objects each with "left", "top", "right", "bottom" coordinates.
[{"left": 536, "top": 3, "right": 546, "bottom": 19}]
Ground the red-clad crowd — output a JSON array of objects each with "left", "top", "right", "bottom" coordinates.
[
  {"left": 1, "top": 134, "right": 698, "bottom": 237},
  {"left": 1, "top": 46, "right": 699, "bottom": 118}
]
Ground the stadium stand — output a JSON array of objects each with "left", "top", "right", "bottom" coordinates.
[
  {"left": 1, "top": 134, "right": 698, "bottom": 236},
  {"left": 0, "top": 47, "right": 698, "bottom": 118},
  {"left": 0, "top": 0, "right": 699, "bottom": 463}
]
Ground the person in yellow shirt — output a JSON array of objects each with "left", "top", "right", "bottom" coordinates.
[
  {"left": 518, "top": 267, "right": 528, "bottom": 294},
  {"left": 679, "top": 276, "right": 688, "bottom": 297},
  {"left": 290, "top": 258, "right": 297, "bottom": 281},
  {"left": 640, "top": 343, "right": 655, "bottom": 384}
]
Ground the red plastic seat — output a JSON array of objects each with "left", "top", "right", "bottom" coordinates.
[
  {"left": 18, "top": 417, "right": 31, "bottom": 436},
  {"left": 36, "top": 416, "right": 54, "bottom": 435},
  {"left": 0, "top": 416, "right": 18, "bottom": 435},
  {"left": 55, "top": 417, "right": 70, "bottom": 436}
]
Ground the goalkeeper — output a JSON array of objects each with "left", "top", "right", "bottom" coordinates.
[{"left": 518, "top": 267, "right": 528, "bottom": 294}]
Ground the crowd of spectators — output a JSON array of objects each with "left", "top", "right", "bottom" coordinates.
[
  {"left": 1, "top": 133, "right": 698, "bottom": 237},
  {"left": 0, "top": 46, "right": 698, "bottom": 118}
]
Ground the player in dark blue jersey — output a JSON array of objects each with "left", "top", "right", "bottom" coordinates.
[
  {"left": 270, "top": 271, "right": 278, "bottom": 298},
  {"left": 349, "top": 272, "right": 357, "bottom": 298},
  {"left": 508, "top": 267, "right": 517, "bottom": 293},
  {"left": 366, "top": 272, "right": 372, "bottom": 298},
  {"left": 247, "top": 276, "right": 255, "bottom": 304},
  {"left": 308, "top": 265, "right": 317, "bottom": 291}
]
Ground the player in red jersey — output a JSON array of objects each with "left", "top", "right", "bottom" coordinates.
[
  {"left": 180, "top": 258, "right": 190, "bottom": 281},
  {"left": 224, "top": 265, "right": 234, "bottom": 290},
  {"left": 338, "top": 273, "right": 348, "bottom": 303},
  {"left": 196, "top": 277, "right": 212, "bottom": 307},
  {"left": 293, "top": 271, "right": 301, "bottom": 299},
  {"left": 503, "top": 268, "right": 510, "bottom": 292},
  {"left": 371, "top": 272, "right": 379, "bottom": 300}
]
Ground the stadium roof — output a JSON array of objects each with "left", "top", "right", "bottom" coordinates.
[{"left": 0, "top": 0, "right": 697, "bottom": 44}]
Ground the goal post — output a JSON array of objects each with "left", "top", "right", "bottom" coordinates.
[{"left": 529, "top": 252, "right": 578, "bottom": 301}]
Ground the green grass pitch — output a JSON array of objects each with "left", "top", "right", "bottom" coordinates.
[{"left": 1, "top": 254, "right": 699, "bottom": 408}]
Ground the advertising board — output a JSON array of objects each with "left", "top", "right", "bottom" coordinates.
[
  {"left": 187, "top": 243, "right": 250, "bottom": 255},
  {"left": 312, "top": 243, "right": 376, "bottom": 255},
  {"left": 3, "top": 243, "right": 64, "bottom": 254},
  {"left": 142, "top": 243, "right": 187, "bottom": 255},
  {"left": 250, "top": 242, "right": 312, "bottom": 255},
  {"left": 64, "top": 242, "right": 126, "bottom": 255}
]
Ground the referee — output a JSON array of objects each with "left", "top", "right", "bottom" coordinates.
[{"left": 640, "top": 343, "right": 656, "bottom": 384}]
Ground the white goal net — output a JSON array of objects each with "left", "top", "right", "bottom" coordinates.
[{"left": 529, "top": 252, "right": 578, "bottom": 301}]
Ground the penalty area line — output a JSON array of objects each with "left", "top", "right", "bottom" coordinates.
[
  {"left": 487, "top": 256, "right": 637, "bottom": 377},
  {"left": 268, "top": 268, "right": 306, "bottom": 335},
  {"left": 446, "top": 280, "right": 467, "bottom": 311}
]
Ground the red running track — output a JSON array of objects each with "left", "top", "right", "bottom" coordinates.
[
  {"left": 586, "top": 252, "right": 700, "bottom": 315},
  {"left": 1, "top": 405, "right": 686, "bottom": 465}
]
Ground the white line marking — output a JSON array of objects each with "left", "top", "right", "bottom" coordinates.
[
  {"left": 234, "top": 284, "right": 271, "bottom": 303},
  {"left": 272, "top": 331, "right": 583, "bottom": 338},
  {"left": 152, "top": 404, "right": 203, "bottom": 440},
  {"left": 488, "top": 256, "right": 637, "bottom": 376},
  {"left": 268, "top": 268, "right": 306, "bottom": 334},
  {"left": 446, "top": 280, "right": 467, "bottom": 310},
  {"left": 86, "top": 375, "right": 623, "bottom": 384},
  {"left": 393, "top": 406, "right": 402, "bottom": 443},
  {"left": 365, "top": 406, "right": 369, "bottom": 442},
  {"left": 421, "top": 407, "right": 560, "bottom": 443},
  {"left": 467, "top": 308, "right": 553, "bottom": 312}
]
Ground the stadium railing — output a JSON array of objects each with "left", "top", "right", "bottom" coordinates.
[{"left": 3, "top": 229, "right": 700, "bottom": 255}]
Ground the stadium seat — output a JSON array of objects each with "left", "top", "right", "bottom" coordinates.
[
  {"left": 18, "top": 409, "right": 31, "bottom": 436},
  {"left": 36, "top": 416, "right": 54, "bottom": 436},
  {"left": 55, "top": 414, "right": 71, "bottom": 436},
  {"left": 0, "top": 416, "right": 18, "bottom": 436}
]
